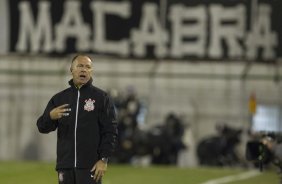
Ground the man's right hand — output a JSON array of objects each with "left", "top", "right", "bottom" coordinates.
[{"left": 50, "top": 104, "right": 71, "bottom": 120}]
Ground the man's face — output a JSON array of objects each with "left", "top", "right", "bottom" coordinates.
[{"left": 71, "top": 56, "right": 93, "bottom": 87}]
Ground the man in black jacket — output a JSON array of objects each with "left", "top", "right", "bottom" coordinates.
[{"left": 37, "top": 55, "right": 118, "bottom": 184}]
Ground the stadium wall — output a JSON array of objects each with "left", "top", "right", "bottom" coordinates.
[{"left": 0, "top": 55, "right": 281, "bottom": 165}]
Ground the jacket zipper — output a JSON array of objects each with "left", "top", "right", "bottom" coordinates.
[{"left": 74, "top": 89, "right": 80, "bottom": 167}]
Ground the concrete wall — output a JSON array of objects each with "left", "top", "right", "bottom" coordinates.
[{"left": 0, "top": 55, "right": 281, "bottom": 164}]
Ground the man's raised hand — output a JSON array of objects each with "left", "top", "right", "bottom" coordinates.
[{"left": 50, "top": 104, "right": 71, "bottom": 120}]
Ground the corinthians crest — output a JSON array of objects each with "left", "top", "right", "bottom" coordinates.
[
  {"left": 84, "top": 98, "right": 95, "bottom": 112},
  {"left": 58, "top": 172, "right": 64, "bottom": 183}
]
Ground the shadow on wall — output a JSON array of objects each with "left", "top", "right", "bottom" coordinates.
[{"left": 22, "top": 138, "right": 40, "bottom": 160}]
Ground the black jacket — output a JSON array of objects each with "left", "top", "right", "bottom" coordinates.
[{"left": 37, "top": 79, "right": 118, "bottom": 170}]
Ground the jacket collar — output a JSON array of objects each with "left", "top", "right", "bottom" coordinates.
[{"left": 68, "top": 78, "right": 93, "bottom": 89}]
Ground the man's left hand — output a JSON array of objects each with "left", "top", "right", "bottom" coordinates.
[{"left": 91, "top": 160, "right": 107, "bottom": 182}]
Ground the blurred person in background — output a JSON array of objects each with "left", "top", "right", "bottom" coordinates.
[
  {"left": 197, "top": 124, "right": 242, "bottom": 166},
  {"left": 37, "top": 55, "right": 118, "bottom": 184},
  {"left": 246, "top": 132, "right": 282, "bottom": 184},
  {"left": 111, "top": 86, "right": 143, "bottom": 163},
  {"left": 262, "top": 136, "right": 282, "bottom": 165},
  {"left": 149, "top": 113, "right": 186, "bottom": 165}
]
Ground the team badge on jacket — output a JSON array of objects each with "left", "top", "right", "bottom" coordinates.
[{"left": 84, "top": 98, "right": 95, "bottom": 112}]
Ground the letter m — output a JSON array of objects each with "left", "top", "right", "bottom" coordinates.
[{"left": 16, "top": 1, "right": 52, "bottom": 53}]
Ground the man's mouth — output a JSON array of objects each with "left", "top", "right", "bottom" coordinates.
[{"left": 79, "top": 74, "right": 86, "bottom": 79}]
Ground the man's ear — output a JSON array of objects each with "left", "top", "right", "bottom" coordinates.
[{"left": 70, "top": 67, "right": 72, "bottom": 72}]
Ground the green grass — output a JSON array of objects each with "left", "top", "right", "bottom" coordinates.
[{"left": 0, "top": 161, "right": 279, "bottom": 184}]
